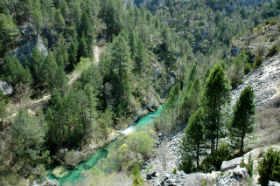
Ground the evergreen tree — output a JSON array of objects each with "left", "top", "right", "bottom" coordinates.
[
  {"left": 129, "top": 31, "right": 137, "bottom": 59},
  {"left": 54, "top": 10, "right": 65, "bottom": 31},
  {"left": 100, "top": 0, "right": 122, "bottom": 40},
  {"left": 0, "top": 14, "right": 19, "bottom": 55},
  {"left": 80, "top": 64, "right": 103, "bottom": 98},
  {"left": 28, "top": 47, "right": 44, "bottom": 88},
  {"left": 68, "top": 39, "right": 79, "bottom": 70},
  {"left": 41, "top": 53, "right": 57, "bottom": 92},
  {"left": 203, "top": 64, "right": 230, "bottom": 154},
  {"left": 30, "top": 0, "right": 42, "bottom": 35},
  {"left": 135, "top": 39, "right": 146, "bottom": 72},
  {"left": 181, "top": 108, "right": 205, "bottom": 168},
  {"left": 2, "top": 55, "right": 32, "bottom": 86},
  {"left": 231, "top": 86, "right": 255, "bottom": 153},
  {"left": 78, "top": 36, "right": 89, "bottom": 59},
  {"left": 180, "top": 78, "right": 201, "bottom": 124},
  {"left": 110, "top": 34, "right": 132, "bottom": 110},
  {"left": 166, "top": 82, "right": 180, "bottom": 124},
  {"left": 78, "top": 11, "right": 94, "bottom": 48},
  {"left": 56, "top": 42, "right": 69, "bottom": 69},
  {"left": 54, "top": 66, "right": 67, "bottom": 92},
  {"left": 8, "top": 109, "right": 49, "bottom": 171}
]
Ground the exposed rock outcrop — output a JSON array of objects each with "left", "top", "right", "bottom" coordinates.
[
  {"left": 0, "top": 80, "right": 13, "bottom": 95},
  {"left": 215, "top": 168, "right": 249, "bottom": 186}
]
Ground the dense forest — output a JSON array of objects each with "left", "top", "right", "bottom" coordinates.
[{"left": 0, "top": 0, "right": 280, "bottom": 186}]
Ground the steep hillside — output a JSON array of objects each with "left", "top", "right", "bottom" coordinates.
[{"left": 143, "top": 35, "right": 280, "bottom": 186}]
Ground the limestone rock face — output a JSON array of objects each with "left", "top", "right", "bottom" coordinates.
[
  {"left": 269, "top": 181, "right": 280, "bottom": 186},
  {"left": 221, "top": 157, "right": 243, "bottom": 171},
  {"left": 215, "top": 167, "right": 249, "bottom": 186},
  {"left": 0, "top": 80, "right": 13, "bottom": 95}
]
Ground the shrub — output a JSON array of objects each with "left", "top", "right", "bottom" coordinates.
[
  {"left": 244, "top": 63, "right": 251, "bottom": 74},
  {"left": 247, "top": 154, "right": 253, "bottom": 177},
  {"left": 254, "top": 55, "right": 262, "bottom": 68},
  {"left": 258, "top": 148, "right": 280, "bottom": 186},
  {"left": 267, "top": 45, "right": 279, "bottom": 57},
  {"left": 131, "top": 165, "right": 144, "bottom": 186},
  {"left": 179, "top": 155, "right": 194, "bottom": 173},
  {"left": 201, "top": 142, "right": 230, "bottom": 172},
  {"left": 173, "top": 168, "right": 177, "bottom": 174},
  {"left": 126, "top": 131, "right": 155, "bottom": 158}
]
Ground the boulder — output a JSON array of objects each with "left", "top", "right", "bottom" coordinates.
[
  {"left": 64, "top": 150, "right": 85, "bottom": 168},
  {"left": 215, "top": 167, "right": 249, "bottom": 186},
  {"left": 269, "top": 181, "right": 280, "bottom": 186},
  {"left": 52, "top": 165, "right": 69, "bottom": 178},
  {"left": 0, "top": 80, "right": 13, "bottom": 95},
  {"left": 221, "top": 157, "right": 243, "bottom": 171}
]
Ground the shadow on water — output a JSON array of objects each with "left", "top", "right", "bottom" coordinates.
[{"left": 49, "top": 105, "right": 163, "bottom": 186}]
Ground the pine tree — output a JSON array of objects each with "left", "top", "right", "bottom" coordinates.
[
  {"left": 231, "top": 86, "right": 255, "bottom": 153},
  {"left": 54, "top": 10, "right": 65, "bottom": 31},
  {"left": 110, "top": 34, "right": 132, "bottom": 110},
  {"left": 203, "top": 64, "right": 230, "bottom": 154},
  {"left": 41, "top": 53, "right": 57, "bottom": 92},
  {"left": 0, "top": 14, "right": 19, "bottom": 54},
  {"left": 2, "top": 55, "right": 32, "bottom": 86},
  {"left": 68, "top": 39, "right": 79, "bottom": 70},
  {"left": 129, "top": 31, "right": 137, "bottom": 59},
  {"left": 56, "top": 42, "right": 69, "bottom": 69},
  {"left": 181, "top": 108, "right": 205, "bottom": 168},
  {"left": 9, "top": 109, "right": 48, "bottom": 170},
  {"left": 180, "top": 78, "right": 201, "bottom": 125},
  {"left": 166, "top": 83, "right": 180, "bottom": 124},
  {"left": 30, "top": 0, "right": 42, "bottom": 35},
  {"left": 78, "top": 11, "right": 94, "bottom": 48},
  {"left": 135, "top": 39, "right": 146, "bottom": 72},
  {"left": 78, "top": 36, "right": 89, "bottom": 59},
  {"left": 28, "top": 47, "right": 44, "bottom": 88}
]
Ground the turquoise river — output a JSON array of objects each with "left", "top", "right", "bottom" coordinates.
[{"left": 48, "top": 106, "right": 163, "bottom": 186}]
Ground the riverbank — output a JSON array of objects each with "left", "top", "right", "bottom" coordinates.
[{"left": 45, "top": 106, "right": 163, "bottom": 186}]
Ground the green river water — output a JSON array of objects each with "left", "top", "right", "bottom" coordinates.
[{"left": 49, "top": 106, "right": 163, "bottom": 186}]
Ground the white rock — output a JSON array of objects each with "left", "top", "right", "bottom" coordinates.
[{"left": 269, "top": 181, "right": 280, "bottom": 186}]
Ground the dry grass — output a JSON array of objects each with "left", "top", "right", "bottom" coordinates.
[{"left": 249, "top": 96, "right": 280, "bottom": 148}]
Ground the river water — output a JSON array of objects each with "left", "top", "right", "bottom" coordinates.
[{"left": 49, "top": 106, "right": 163, "bottom": 186}]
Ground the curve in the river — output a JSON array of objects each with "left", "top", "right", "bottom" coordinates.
[{"left": 49, "top": 105, "right": 163, "bottom": 186}]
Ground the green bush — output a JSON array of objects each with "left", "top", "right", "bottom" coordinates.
[
  {"left": 254, "top": 55, "right": 262, "bottom": 68},
  {"left": 244, "top": 63, "right": 252, "bottom": 74},
  {"left": 240, "top": 158, "right": 245, "bottom": 168},
  {"left": 267, "top": 45, "right": 280, "bottom": 57},
  {"left": 126, "top": 131, "right": 155, "bottom": 158},
  {"left": 201, "top": 142, "right": 230, "bottom": 172},
  {"left": 131, "top": 165, "right": 144, "bottom": 186},
  {"left": 247, "top": 154, "right": 253, "bottom": 177},
  {"left": 179, "top": 155, "right": 194, "bottom": 173},
  {"left": 258, "top": 148, "right": 280, "bottom": 186}
]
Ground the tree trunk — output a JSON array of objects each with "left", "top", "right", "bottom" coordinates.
[
  {"left": 196, "top": 143, "right": 199, "bottom": 168},
  {"left": 211, "top": 138, "right": 215, "bottom": 155},
  {"left": 240, "top": 129, "right": 246, "bottom": 153},
  {"left": 216, "top": 128, "right": 219, "bottom": 151}
]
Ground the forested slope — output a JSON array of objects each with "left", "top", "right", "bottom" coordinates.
[{"left": 0, "top": 0, "right": 280, "bottom": 186}]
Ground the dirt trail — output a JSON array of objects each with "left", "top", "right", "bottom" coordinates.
[{"left": 93, "top": 45, "right": 101, "bottom": 64}]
